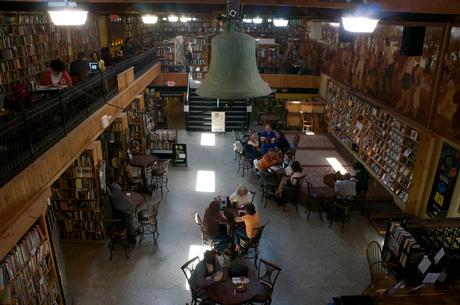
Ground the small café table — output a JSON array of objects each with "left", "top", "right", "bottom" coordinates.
[
  {"left": 128, "top": 154, "right": 158, "bottom": 192},
  {"left": 205, "top": 268, "right": 262, "bottom": 305},
  {"left": 260, "top": 113, "right": 282, "bottom": 125}
]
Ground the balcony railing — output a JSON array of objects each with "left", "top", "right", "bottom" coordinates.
[{"left": 0, "top": 49, "right": 157, "bottom": 187}]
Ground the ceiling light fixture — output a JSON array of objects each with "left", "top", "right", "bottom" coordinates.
[
  {"left": 168, "top": 15, "right": 178, "bottom": 22},
  {"left": 267, "top": 19, "right": 272, "bottom": 22},
  {"left": 273, "top": 18, "right": 288, "bottom": 27},
  {"left": 162, "top": 17, "right": 167, "bottom": 21},
  {"left": 328, "top": 22, "right": 340, "bottom": 27},
  {"left": 341, "top": 16, "right": 378, "bottom": 33},
  {"left": 48, "top": 1, "right": 87, "bottom": 26},
  {"left": 252, "top": 17, "right": 263, "bottom": 24},
  {"left": 242, "top": 18, "right": 252, "bottom": 23},
  {"left": 142, "top": 15, "right": 158, "bottom": 24}
]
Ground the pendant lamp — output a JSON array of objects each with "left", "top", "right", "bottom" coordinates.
[{"left": 196, "top": 18, "right": 271, "bottom": 100}]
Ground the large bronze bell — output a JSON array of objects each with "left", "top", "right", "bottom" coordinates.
[{"left": 196, "top": 19, "right": 271, "bottom": 99}]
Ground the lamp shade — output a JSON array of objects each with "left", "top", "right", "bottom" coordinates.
[
  {"left": 48, "top": 10, "right": 87, "bottom": 26},
  {"left": 196, "top": 20, "right": 271, "bottom": 100}
]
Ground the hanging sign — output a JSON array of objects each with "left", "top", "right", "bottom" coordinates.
[
  {"left": 427, "top": 143, "right": 460, "bottom": 218},
  {"left": 211, "top": 111, "right": 225, "bottom": 132}
]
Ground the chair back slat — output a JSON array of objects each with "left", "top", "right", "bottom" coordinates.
[
  {"left": 257, "top": 259, "right": 282, "bottom": 289},
  {"left": 181, "top": 256, "right": 200, "bottom": 283},
  {"left": 194, "top": 213, "right": 203, "bottom": 227},
  {"left": 366, "top": 241, "right": 382, "bottom": 266},
  {"left": 147, "top": 199, "right": 161, "bottom": 222}
]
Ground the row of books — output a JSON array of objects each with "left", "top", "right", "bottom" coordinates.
[
  {"left": 63, "top": 220, "right": 102, "bottom": 233},
  {"left": 0, "top": 32, "right": 71, "bottom": 49},
  {"left": 0, "top": 225, "right": 55, "bottom": 305},
  {"left": 150, "top": 130, "right": 176, "bottom": 141},
  {"left": 54, "top": 199, "right": 97, "bottom": 211},
  {"left": 61, "top": 210, "right": 100, "bottom": 222},
  {"left": 0, "top": 13, "right": 50, "bottom": 25},
  {"left": 60, "top": 231, "right": 104, "bottom": 241},
  {"left": 385, "top": 223, "right": 422, "bottom": 268}
]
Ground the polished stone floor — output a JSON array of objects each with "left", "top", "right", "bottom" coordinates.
[{"left": 62, "top": 131, "right": 382, "bottom": 305}]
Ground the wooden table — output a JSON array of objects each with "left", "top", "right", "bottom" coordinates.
[
  {"left": 205, "top": 268, "right": 262, "bottom": 305},
  {"left": 128, "top": 154, "right": 158, "bottom": 192},
  {"left": 260, "top": 113, "right": 282, "bottom": 125}
]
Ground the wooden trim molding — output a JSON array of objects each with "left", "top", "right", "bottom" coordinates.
[{"left": 261, "top": 74, "right": 320, "bottom": 89}]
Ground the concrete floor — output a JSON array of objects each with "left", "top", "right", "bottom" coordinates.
[{"left": 62, "top": 131, "right": 382, "bottom": 305}]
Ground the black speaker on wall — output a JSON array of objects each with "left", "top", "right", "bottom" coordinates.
[
  {"left": 400, "top": 26, "right": 426, "bottom": 56},
  {"left": 338, "top": 24, "right": 355, "bottom": 43}
]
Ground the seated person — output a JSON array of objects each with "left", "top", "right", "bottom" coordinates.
[
  {"left": 40, "top": 59, "right": 73, "bottom": 88},
  {"left": 243, "top": 131, "right": 263, "bottom": 160},
  {"left": 70, "top": 51, "right": 89, "bottom": 83},
  {"left": 260, "top": 124, "right": 277, "bottom": 154},
  {"left": 203, "top": 200, "right": 230, "bottom": 253},
  {"left": 233, "top": 203, "right": 261, "bottom": 253},
  {"left": 253, "top": 148, "right": 282, "bottom": 172},
  {"left": 334, "top": 173, "right": 357, "bottom": 200},
  {"left": 276, "top": 131, "right": 291, "bottom": 152},
  {"left": 353, "top": 162, "right": 370, "bottom": 195},
  {"left": 275, "top": 161, "right": 305, "bottom": 197},
  {"left": 230, "top": 186, "right": 253, "bottom": 206},
  {"left": 189, "top": 250, "right": 223, "bottom": 302}
]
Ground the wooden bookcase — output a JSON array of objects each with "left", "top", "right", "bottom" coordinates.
[
  {"left": 150, "top": 129, "right": 177, "bottom": 158},
  {"left": 0, "top": 12, "right": 99, "bottom": 96},
  {"left": 0, "top": 216, "right": 63, "bottom": 305},
  {"left": 257, "top": 43, "right": 280, "bottom": 74},
  {"left": 126, "top": 95, "right": 147, "bottom": 154},
  {"left": 155, "top": 40, "right": 179, "bottom": 72},
  {"left": 50, "top": 141, "right": 105, "bottom": 242},
  {"left": 326, "top": 79, "right": 425, "bottom": 208},
  {"left": 100, "top": 113, "right": 128, "bottom": 185},
  {"left": 185, "top": 35, "right": 210, "bottom": 79},
  {"left": 145, "top": 90, "right": 167, "bottom": 129}
]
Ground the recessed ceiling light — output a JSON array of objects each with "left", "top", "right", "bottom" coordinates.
[
  {"left": 168, "top": 15, "right": 178, "bottom": 22},
  {"left": 341, "top": 16, "right": 379, "bottom": 33},
  {"left": 252, "top": 17, "right": 263, "bottom": 24},
  {"left": 142, "top": 15, "right": 158, "bottom": 24},
  {"left": 273, "top": 18, "right": 288, "bottom": 27}
]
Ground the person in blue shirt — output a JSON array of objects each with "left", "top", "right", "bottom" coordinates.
[{"left": 260, "top": 124, "right": 277, "bottom": 154}]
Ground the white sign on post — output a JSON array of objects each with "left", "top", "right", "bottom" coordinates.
[{"left": 211, "top": 111, "right": 225, "bottom": 132}]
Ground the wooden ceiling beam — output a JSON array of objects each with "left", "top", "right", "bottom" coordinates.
[{"left": 10, "top": 0, "right": 460, "bottom": 15}]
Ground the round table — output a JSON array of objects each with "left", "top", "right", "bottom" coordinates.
[
  {"left": 205, "top": 268, "right": 262, "bottom": 305},
  {"left": 128, "top": 154, "right": 158, "bottom": 191}
]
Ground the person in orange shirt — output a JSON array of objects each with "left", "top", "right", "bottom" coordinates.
[
  {"left": 233, "top": 203, "right": 261, "bottom": 253},
  {"left": 253, "top": 148, "right": 281, "bottom": 171}
]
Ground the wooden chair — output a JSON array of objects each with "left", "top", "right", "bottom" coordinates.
[
  {"left": 279, "top": 175, "right": 306, "bottom": 213},
  {"left": 239, "top": 222, "right": 267, "bottom": 268},
  {"left": 305, "top": 181, "right": 325, "bottom": 221},
  {"left": 366, "top": 241, "right": 382, "bottom": 267},
  {"left": 137, "top": 198, "right": 161, "bottom": 246},
  {"left": 257, "top": 171, "right": 278, "bottom": 208},
  {"left": 194, "top": 213, "right": 216, "bottom": 248},
  {"left": 327, "top": 197, "right": 353, "bottom": 232},
  {"left": 299, "top": 110, "right": 312, "bottom": 132},
  {"left": 151, "top": 159, "right": 170, "bottom": 196},
  {"left": 181, "top": 256, "right": 203, "bottom": 305},
  {"left": 104, "top": 216, "right": 129, "bottom": 260},
  {"left": 250, "top": 259, "right": 282, "bottom": 305},
  {"left": 237, "top": 151, "right": 254, "bottom": 178}
]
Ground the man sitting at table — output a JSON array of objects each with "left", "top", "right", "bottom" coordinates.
[
  {"left": 203, "top": 200, "right": 230, "bottom": 253},
  {"left": 243, "top": 131, "right": 263, "bottom": 160},
  {"left": 233, "top": 203, "right": 261, "bottom": 253},
  {"left": 189, "top": 250, "right": 223, "bottom": 304},
  {"left": 260, "top": 124, "right": 277, "bottom": 154},
  {"left": 253, "top": 148, "right": 282, "bottom": 172},
  {"left": 230, "top": 186, "right": 253, "bottom": 206}
]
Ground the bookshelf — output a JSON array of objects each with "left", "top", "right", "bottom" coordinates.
[
  {"left": 145, "top": 90, "right": 167, "bottom": 129},
  {"left": 184, "top": 35, "right": 210, "bottom": 79},
  {"left": 50, "top": 142, "right": 105, "bottom": 242},
  {"left": 126, "top": 95, "right": 147, "bottom": 154},
  {"left": 257, "top": 43, "right": 280, "bottom": 74},
  {"left": 326, "top": 79, "right": 422, "bottom": 206},
  {"left": 150, "top": 129, "right": 177, "bottom": 158},
  {"left": 0, "top": 217, "right": 63, "bottom": 305},
  {"left": 101, "top": 113, "right": 128, "bottom": 185},
  {"left": 0, "top": 12, "right": 99, "bottom": 96}
]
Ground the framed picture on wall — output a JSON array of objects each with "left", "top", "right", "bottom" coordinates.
[{"left": 427, "top": 143, "right": 460, "bottom": 218}]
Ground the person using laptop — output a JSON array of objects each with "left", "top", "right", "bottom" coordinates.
[
  {"left": 90, "top": 50, "right": 105, "bottom": 73},
  {"left": 229, "top": 186, "right": 252, "bottom": 206},
  {"left": 202, "top": 200, "right": 230, "bottom": 253}
]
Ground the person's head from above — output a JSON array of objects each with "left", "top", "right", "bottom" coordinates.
[
  {"left": 353, "top": 162, "right": 364, "bottom": 171},
  {"left": 291, "top": 161, "right": 302, "bottom": 173},
  {"left": 77, "top": 51, "right": 87, "bottom": 61},
  {"left": 203, "top": 250, "right": 217, "bottom": 266},
  {"left": 236, "top": 185, "right": 248, "bottom": 197},
  {"left": 50, "top": 59, "right": 66, "bottom": 75},
  {"left": 249, "top": 131, "right": 257, "bottom": 140},
  {"left": 208, "top": 200, "right": 220, "bottom": 213},
  {"left": 343, "top": 173, "right": 352, "bottom": 180},
  {"left": 90, "top": 51, "right": 99, "bottom": 61},
  {"left": 244, "top": 203, "right": 256, "bottom": 215},
  {"left": 265, "top": 124, "right": 272, "bottom": 133}
]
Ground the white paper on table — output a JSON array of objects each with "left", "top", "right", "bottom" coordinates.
[
  {"left": 418, "top": 256, "right": 431, "bottom": 274},
  {"left": 423, "top": 273, "right": 440, "bottom": 284},
  {"left": 434, "top": 248, "right": 445, "bottom": 264}
]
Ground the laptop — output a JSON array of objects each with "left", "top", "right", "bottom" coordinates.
[{"left": 89, "top": 62, "right": 99, "bottom": 73}]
